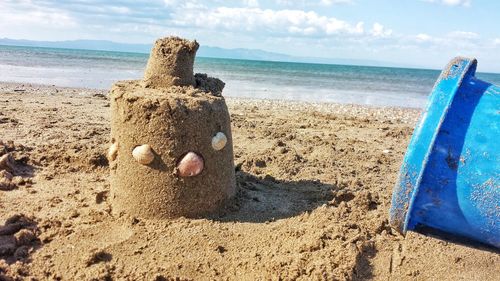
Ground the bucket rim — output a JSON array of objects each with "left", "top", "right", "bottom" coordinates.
[{"left": 389, "top": 57, "right": 478, "bottom": 234}]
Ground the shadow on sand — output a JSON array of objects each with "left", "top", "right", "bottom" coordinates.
[{"left": 212, "top": 171, "right": 336, "bottom": 223}]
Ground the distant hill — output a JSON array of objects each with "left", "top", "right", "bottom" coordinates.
[
  {"left": 0, "top": 38, "right": 405, "bottom": 68},
  {"left": 0, "top": 38, "right": 152, "bottom": 53}
]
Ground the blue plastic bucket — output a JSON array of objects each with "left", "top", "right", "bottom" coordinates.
[{"left": 389, "top": 57, "right": 499, "bottom": 249}]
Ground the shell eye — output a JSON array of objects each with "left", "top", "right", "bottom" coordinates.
[
  {"left": 132, "top": 144, "right": 155, "bottom": 165},
  {"left": 211, "top": 132, "right": 227, "bottom": 151},
  {"left": 177, "top": 152, "right": 204, "bottom": 177}
]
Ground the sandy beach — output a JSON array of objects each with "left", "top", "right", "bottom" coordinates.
[{"left": 0, "top": 81, "right": 499, "bottom": 280}]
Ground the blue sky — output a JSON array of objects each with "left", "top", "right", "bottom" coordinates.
[{"left": 1, "top": 0, "right": 500, "bottom": 71}]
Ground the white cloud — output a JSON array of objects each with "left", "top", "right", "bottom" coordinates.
[
  {"left": 275, "top": 0, "right": 296, "bottom": 5},
  {"left": 494, "top": 38, "right": 500, "bottom": 46},
  {"left": 415, "top": 33, "right": 432, "bottom": 42},
  {"left": 242, "top": 0, "right": 260, "bottom": 7},
  {"left": 412, "top": 30, "right": 479, "bottom": 45},
  {"left": 274, "top": 0, "right": 352, "bottom": 7},
  {"left": 371, "top": 23, "right": 392, "bottom": 38},
  {"left": 0, "top": 0, "right": 176, "bottom": 41},
  {"left": 0, "top": 0, "right": 77, "bottom": 31},
  {"left": 164, "top": 0, "right": 205, "bottom": 9},
  {"left": 169, "top": 7, "right": 378, "bottom": 38},
  {"left": 0, "top": 0, "right": 392, "bottom": 43},
  {"left": 443, "top": 0, "right": 471, "bottom": 6},
  {"left": 447, "top": 31, "right": 479, "bottom": 40},
  {"left": 320, "top": 0, "right": 353, "bottom": 5},
  {"left": 422, "top": 0, "right": 471, "bottom": 7}
]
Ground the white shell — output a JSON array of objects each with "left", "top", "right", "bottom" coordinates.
[
  {"left": 108, "top": 142, "right": 118, "bottom": 161},
  {"left": 132, "top": 144, "right": 155, "bottom": 165},
  {"left": 211, "top": 132, "right": 227, "bottom": 151}
]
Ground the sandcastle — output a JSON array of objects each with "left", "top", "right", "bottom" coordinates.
[{"left": 109, "top": 37, "right": 236, "bottom": 219}]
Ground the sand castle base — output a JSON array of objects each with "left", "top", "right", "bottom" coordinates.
[{"left": 110, "top": 82, "right": 236, "bottom": 218}]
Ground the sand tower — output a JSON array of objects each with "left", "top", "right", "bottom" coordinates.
[{"left": 109, "top": 37, "right": 236, "bottom": 219}]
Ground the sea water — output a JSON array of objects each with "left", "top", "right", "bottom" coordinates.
[{"left": 1, "top": 45, "right": 500, "bottom": 108}]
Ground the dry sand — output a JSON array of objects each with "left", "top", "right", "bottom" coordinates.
[{"left": 0, "top": 82, "right": 498, "bottom": 280}]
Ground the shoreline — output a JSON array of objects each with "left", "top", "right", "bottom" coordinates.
[{"left": 0, "top": 80, "right": 424, "bottom": 116}]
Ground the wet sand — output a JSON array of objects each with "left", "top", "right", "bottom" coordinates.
[{"left": 0, "top": 82, "right": 498, "bottom": 280}]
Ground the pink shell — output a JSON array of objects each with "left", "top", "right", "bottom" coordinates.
[{"left": 177, "top": 152, "right": 204, "bottom": 177}]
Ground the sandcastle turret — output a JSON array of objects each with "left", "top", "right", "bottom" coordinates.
[
  {"left": 109, "top": 36, "right": 236, "bottom": 219},
  {"left": 143, "top": 37, "right": 199, "bottom": 88}
]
